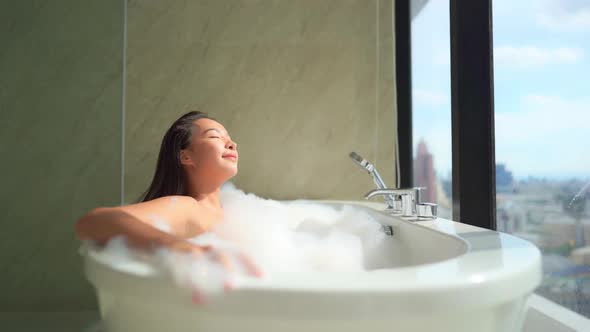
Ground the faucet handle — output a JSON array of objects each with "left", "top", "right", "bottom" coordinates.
[
  {"left": 399, "top": 193, "right": 415, "bottom": 217},
  {"left": 413, "top": 187, "right": 425, "bottom": 203},
  {"left": 416, "top": 203, "right": 437, "bottom": 219}
]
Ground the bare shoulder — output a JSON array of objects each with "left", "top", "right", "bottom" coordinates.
[
  {"left": 121, "top": 195, "right": 197, "bottom": 212},
  {"left": 115, "top": 195, "right": 199, "bottom": 236}
]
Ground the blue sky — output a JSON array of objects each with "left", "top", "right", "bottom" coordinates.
[{"left": 411, "top": 0, "right": 590, "bottom": 180}]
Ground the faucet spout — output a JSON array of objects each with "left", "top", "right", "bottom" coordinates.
[
  {"left": 365, "top": 188, "right": 423, "bottom": 217},
  {"left": 364, "top": 188, "right": 416, "bottom": 200}
]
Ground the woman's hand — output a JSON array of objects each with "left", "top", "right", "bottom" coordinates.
[{"left": 166, "top": 240, "right": 264, "bottom": 304}]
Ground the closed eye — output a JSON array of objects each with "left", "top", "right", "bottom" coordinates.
[{"left": 208, "top": 136, "right": 221, "bottom": 139}]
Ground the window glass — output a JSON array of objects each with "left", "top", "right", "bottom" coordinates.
[
  {"left": 493, "top": 0, "right": 590, "bottom": 317},
  {"left": 411, "top": 0, "right": 452, "bottom": 219}
]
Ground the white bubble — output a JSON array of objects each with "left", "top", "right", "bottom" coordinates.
[
  {"left": 210, "top": 186, "right": 391, "bottom": 273},
  {"left": 91, "top": 185, "right": 394, "bottom": 297}
]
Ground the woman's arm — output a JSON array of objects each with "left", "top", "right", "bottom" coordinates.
[
  {"left": 75, "top": 196, "right": 264, "bottom": 279},
  {"left": 75, "top": 196, "right": 203, "bottom": 253}
]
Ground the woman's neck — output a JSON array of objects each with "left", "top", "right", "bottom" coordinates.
[
  {"left": 192, "top": 190, "right": 222, "bottom": 209},
  {"left": 185, "top": 176, "right": 224, "bottom": 209}
]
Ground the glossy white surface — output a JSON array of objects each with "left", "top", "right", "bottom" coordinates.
[
  {"left": 84, "top": 201, "right": 542, "bottom": 332},
  {"left": 523, "top": 294, "right": 590, "bottom": 332}
]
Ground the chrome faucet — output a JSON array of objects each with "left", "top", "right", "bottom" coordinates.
[
  {"left": 364, "top": 188, "right": 437, "bottom": 219},
  {"left": 349, "top": 152, "right": 437, "bottom": 219},
  {"left": 365, "top": 188, "right": 421, "bottom": 217}
]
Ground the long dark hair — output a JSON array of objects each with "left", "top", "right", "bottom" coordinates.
[{"left": 139, "top": 111, "right": 212, "bottom": 202}]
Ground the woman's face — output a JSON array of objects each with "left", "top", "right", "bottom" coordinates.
[{"left": 182, "top": 118, "right": 238, "bottom": 180}]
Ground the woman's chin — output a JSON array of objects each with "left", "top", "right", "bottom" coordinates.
[{"left": 222, "top": 165, "right": 238, "bottom": 178}]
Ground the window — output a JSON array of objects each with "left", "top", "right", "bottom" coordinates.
[
  {"left": 493, "top": 0, "right": 590, "bottom": 317},
  {"left": 411, "top": 0, "right": 452, "bottom": 219}
]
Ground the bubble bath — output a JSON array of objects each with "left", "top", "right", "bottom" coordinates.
[{"left": 91, "top": 184, "right": 395, "bottom": 297}]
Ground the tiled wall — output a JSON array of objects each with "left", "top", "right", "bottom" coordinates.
[
  {"left": 124, "top": 0, "right": 398, "bottom": 203},
  {"left": 0, "top": 0, "right": 123, "bottom": 310},
  {"left": 0, "top": 0, "right": 398, "bottom": 312}
]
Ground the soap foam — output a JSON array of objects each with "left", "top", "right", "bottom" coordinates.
[{"left": 92, "top": 184, "right": 394, "bottom": 298}]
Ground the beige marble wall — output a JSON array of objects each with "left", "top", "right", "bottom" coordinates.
[
  {"left": 125, "top": 0, "right": 397, "bottom": 202},
  {"left": 0, "top": 0, "right": 123, "bottom": 310}
]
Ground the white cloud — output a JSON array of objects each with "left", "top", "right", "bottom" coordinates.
[
  {"left": 496, "top": 94, "right": 590, "bottom": 143},
  {"left": 494, "top": 46, "right": 584, "bottom": 68},
  {"left": 495, "top": 95, "right": 590, "bottom": 177},
  {"left": 536, "top": 0, "right": 590, "bottom": 30},
  {"left": 413, "top": 89, "right": 449, "bottom": 106},
  {"left": 413, "top": 94, "right": 590, "bottom": 178}
]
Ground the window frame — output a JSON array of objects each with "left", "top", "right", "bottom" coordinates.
[
  {"left": 395, "top": 0, "right": 413, "bottom": 188},
  {"left": 396, "top": 0, "right": 497, "bottom": 230}
]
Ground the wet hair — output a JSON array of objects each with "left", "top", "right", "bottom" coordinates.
[{"left": 139, "top": 111, "right": 212, "bottom": 202}]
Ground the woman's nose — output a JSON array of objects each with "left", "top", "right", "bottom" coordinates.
[{"left": 227, "top": 140, "right": 237, "bottom": 150}]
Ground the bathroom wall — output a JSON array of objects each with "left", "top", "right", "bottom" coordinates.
[
  {"left": 124, "top": 0, "right": 398, "bottom": 202},
  {"left": 0, "top": 0, "right": 397, "bottom": 315},
  {"left": 0, "top": 0, "right": 123, "bottom": 311}
]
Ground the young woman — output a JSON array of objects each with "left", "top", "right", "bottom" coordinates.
[{"left": 75, "top": 111, "right": 261, "bottom": 280}]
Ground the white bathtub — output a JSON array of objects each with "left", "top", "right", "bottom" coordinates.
[{"left": 82, "top": 201, "right": 541, "bottom": 332}]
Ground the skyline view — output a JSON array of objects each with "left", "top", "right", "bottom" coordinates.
[
  {"left": 412, "top": 0, "right": 590, "bottom": 180},
  {"left": 412, "top": 0, "right": 590, "bottom": 319}
]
